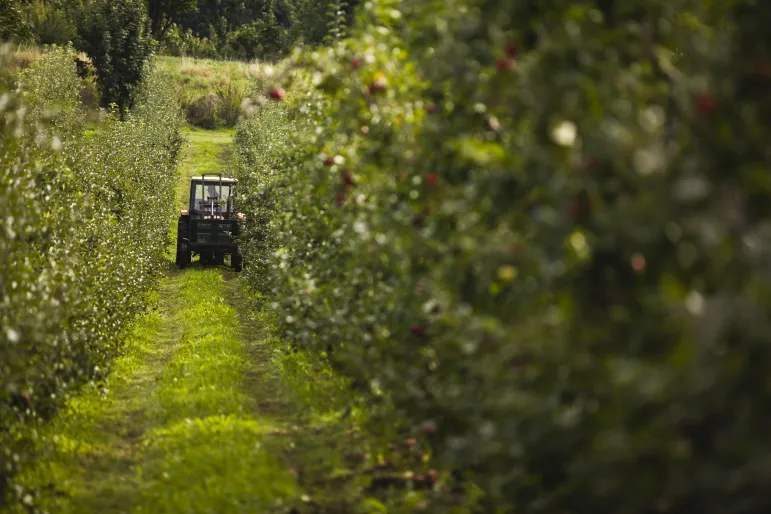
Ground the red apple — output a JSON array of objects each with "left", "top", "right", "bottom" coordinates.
[
  {"left": 694, "top": 92, "right": 715, "bottom": 116},
  {"left": 420, "top": 420, "right": 437, "bottom": 435},
  {"left": 565, "top": 200, "right": 581, "bottom": 221},
  {"left": 425, "top": 173, "right": 439, "bottom": 187},
  {"left": 496, "top": 57, "right": 515, "bottom": 72},
  {"left": 268, "top": 87, "right": 285, "bottom": 101},
  {"left": 410, "top": 325, "right": 426, "bottom": 337},
  {"left": 369, "top": 72, "right": 388, "bottom": 94},
  {"left": 756, "top": 60, "right": 771, "bottom": 77},
  {"left": 631, "top": 253, "right": 646, "bottom": 274},
  {"left": 505, "top": 42, "right": 519, "bottom": 59}
]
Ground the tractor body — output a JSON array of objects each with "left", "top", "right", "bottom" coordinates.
[{"left": 176, "top": 174, "right": 243, "bottom": 271}]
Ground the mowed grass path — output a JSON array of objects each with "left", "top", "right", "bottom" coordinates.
[{"left": 12, "top": 129, "right": 298, "bottom": 513}]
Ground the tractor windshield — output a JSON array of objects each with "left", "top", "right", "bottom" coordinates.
[{"left": 192, "top": 181, "right": 234, "bottom": 218}]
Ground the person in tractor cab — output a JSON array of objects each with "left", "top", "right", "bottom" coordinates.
[{"left": 204, "top": 183, "right": 222, "bottom": 216}]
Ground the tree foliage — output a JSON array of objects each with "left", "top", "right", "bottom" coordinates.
[
  {"left": 162, "top": 0, "right": 361, "bottom": 59},
  {"left": 0, "top": 45, "right": 182, "bottom": 509},
  {"left": 234, "top": 0, "right": 771, "bottom": 511},
  {"left": 22, "top": 0, "right": 79, "bottom": 45},
  {"left": 76, "top": 0, "right": 154, "bottom": 117},
  {"left": 7, "top": 0, "right": 363, "bottom": 61},
  {"left": 146, "top": 0, "right": 198, "bottom": 40},
  {"left": 0, "top": 0, "right": 32, "bottom": 41}
]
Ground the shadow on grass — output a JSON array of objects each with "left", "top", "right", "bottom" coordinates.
[{"left": 221, "top": 276, "right": 471, "bottom": 514}]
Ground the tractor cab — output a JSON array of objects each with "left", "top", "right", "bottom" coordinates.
[
  {"left": 175, "top": 174, "right": 243, "bottom": 270},
  {"left": 191, "top": 177, "right": 235, "bottom": 219}
]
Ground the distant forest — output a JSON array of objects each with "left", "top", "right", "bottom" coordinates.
[{"left": 2, "top": 0, "right": 362, "bottom": 60}]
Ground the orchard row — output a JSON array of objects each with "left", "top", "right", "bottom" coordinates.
[
  {"left": 0, "top": 46, "right": 182, "bottom": 507},
  {"left": 234, "top": 0, "right": 771, "bottom": 511}
]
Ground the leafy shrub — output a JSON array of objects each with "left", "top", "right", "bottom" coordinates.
[
  {"left": 0, "top": 46, "right": 182, "bottom": 508},
  {"left": 234, "top": 0, "right": 771, "bottom": 511},
  {"left": 233, "top": 94, "right": 296, "bottom": 291}
]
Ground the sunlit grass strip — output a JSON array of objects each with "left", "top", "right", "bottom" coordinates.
[{"left": 133, "top": 268, "right": 296, "bottom": 513}]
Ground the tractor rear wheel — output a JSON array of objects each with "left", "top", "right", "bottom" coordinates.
[
  {"left": 232, "top": 253, "right": 243, "bottom": 272},
  {"left": 176, "top": 241, "right": 191, "bottom": 269},
  {"left": 176, "top": 216, "right": 191, "bottom": 269}
]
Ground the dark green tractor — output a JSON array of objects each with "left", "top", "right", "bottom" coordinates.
[{"left": 175, "top": 174, "right": 243, "bottom": 271}]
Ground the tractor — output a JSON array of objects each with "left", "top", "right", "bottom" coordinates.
[{"left": 175, "top": 173, "right": 243, "bottom": 271}]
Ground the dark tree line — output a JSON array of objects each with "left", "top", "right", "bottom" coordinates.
[{"left": 3, "top": 0, "right": 362, "bottom": 60}]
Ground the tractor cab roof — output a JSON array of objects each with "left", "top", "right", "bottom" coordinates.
[{"left": 192, "top": 176, "right": 238, "bottom": 183}]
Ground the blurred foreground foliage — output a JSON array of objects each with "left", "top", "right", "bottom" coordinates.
[
  {"left": 0, "top": 45, "right": 182, "bottom": 507},
  {"left": 234, "top": 0, "right": 771, "bottom": 511}
]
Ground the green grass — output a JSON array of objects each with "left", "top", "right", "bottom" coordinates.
[
  {"left": 134, "top": 269, "right": 297, "bottom": 513},
  {"left": 156, "top": 56, "right": 257, "bottom": 100},
  {"left": 13, "top": 268, "right": 297, "bottom": 513}
]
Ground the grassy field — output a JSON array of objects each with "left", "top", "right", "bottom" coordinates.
[
  {"left": 156, "top": 56, "right": 258, "bottom": 100},
  {"left": 156, "top": 56, "right": 260, "bottom": 128},
  {"left": 5, "top": 48, "right": 257, "bottom": 129},
  {"left": 5, "top": 48, "right": 256, "bottom": 96}
]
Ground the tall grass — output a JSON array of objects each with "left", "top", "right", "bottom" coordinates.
[
  {"left": 158, "top": 56, "right": 260, "bottom": 128},
  {"left": 4, "top": 42, "right": 43, "bottom": 73}
]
